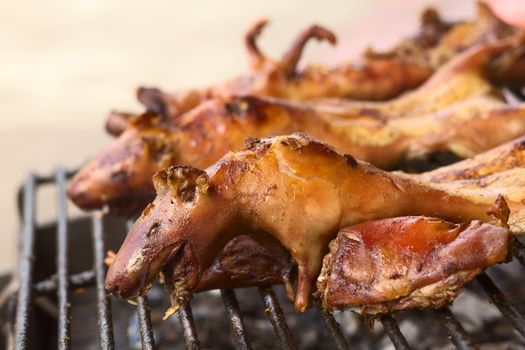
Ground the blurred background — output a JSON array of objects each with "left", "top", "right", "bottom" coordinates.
[{"left": 0, "top": 0, "right": 473, "bottom": 274}]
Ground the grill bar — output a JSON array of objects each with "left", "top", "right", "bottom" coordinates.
[
  {"left": 258, "top": 286, "right": 297, "bottom": 350},
  {"left": 13, "top": 173, "right": 36, "bottom": 350},
  {"left": 380, "top": 314, "right": 412, "bottom": 350},
  {"left": 136, "top": 296, "right": 155, "bottom": 349},
  {"left": 434, "top": 308, "right": 478, "bottom": 350},
  {"left": 476, "top": 272, "right": 525, "bottom": 338},
  {"left": 33, "top": 270, "right": 96, "bottom": 294},
  {"left": 56, "top": 168, "right": 71, "bottom": 350},
  {"left": 178, "top": 302, "right": 201, "bottom": 350},
  {"left": 315, "top": 302, "right": 351, "bottom": 350},
  {"left": 92, "top": 214, "right": 115, "bottom": 349},
  {"left": 221, "top": 289, "right": 252, "bottom": 350}
]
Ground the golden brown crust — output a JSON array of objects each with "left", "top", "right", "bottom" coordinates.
[
  {"left": 96, "top": 3, "right": 525, "bottom": 315},
  {"left": 153, "top": 215, "right": 509, "bottom": 312},
  {"left": 136, "top": 3, "right": 524, "bottom": 119},
  {"left": 105, "top": 133, "right": 525, "bottom": 312},
  {"left": 69, "top": 38, "right": 525, "bottom": 213},
  {"left": 420, "top": 136, "right": 525, "bottom": 182},
  {"left": 317, "top": 217, "right": 509, "bottom": 314}
]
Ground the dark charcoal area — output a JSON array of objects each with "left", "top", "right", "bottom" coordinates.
[
  {"left": 65, "top": 266, "right": 525, "bottom": 349},
  {"left": 3, "top": 216, "right": 525, "bottom": 349}
]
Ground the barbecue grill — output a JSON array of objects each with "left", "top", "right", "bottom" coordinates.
[{"left": 3, "top": 167, "right": 525, "bottom": 350}]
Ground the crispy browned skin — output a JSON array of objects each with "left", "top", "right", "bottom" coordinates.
[
  {"left": 135, "top": 3, "right": 522, "bottom": 119},
  {"left": 418, "top": 136, "right": 525, "bottom": 182},
  {"left": 317, "top": 217, "right": 509, "bottom": 314},
  {"left": 135, "top": 18, "right": 421, "bottom": 118},
  {"left": 190, "top": 235, "right": 292, "bottom": 292},
  {"left": 195, "top": 216, "right": 510, "bottom": 307},
  {"left": 174, "top": 215, "right": 509, "bottom": 307},
  {"left": 171, "top": 138, "right": 525, "bottom": 294},
  {"left": 105, "top": 133, "right": 525, "bottom": 312},
  {"left": 68, "top": 38, "right": 525, "bottom": 213},
  {"left": 366, "top": 3, "right": 515, "bottom": 68}
]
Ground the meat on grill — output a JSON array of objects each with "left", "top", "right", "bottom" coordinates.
[
  {"left": 104, "top": 133, "right": 525, "bottom": 312},
  {"left": 419, "top": 131, "right": 525, "bottom": 183},
  {"left": 133, "top": 2, "right": 521, "bottom": 121},
  {"left": 159, "top": 132, "right": 525, "bottom": 301},
  {"left": 317, "top": 216, "right": 510, "bottom": 314},
  {"left": 68, "top": 37, "right": 525, "bottom": 214}
]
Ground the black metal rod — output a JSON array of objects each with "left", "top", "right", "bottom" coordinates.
[
  {"left": 380, "top": 314, "right": 412, "bottom": 350},
  {"left": 16, "top": 170, "right": 76, "bottom": 220},
  {"left": 33, "top": 270, "right": 96, "bottom": 294},
  {"left": 14, "top": 173, "right": 36, "bottom": 350},
  {"left": 35, "top": 170, "right": 77, "bottom": 186},
  {"left": 56, "top": 168, "right": 71, "bottom": 349},
  {"left": 315, "top": 301, "right": 351, "bottom": 350},
  {"left": 137, "top": 296, "right": 155, "bottom": 349},
  {"left": 92, "top": 214, "right": 115, "bottom": 349},
  {"left": 221, "top": 289, "right": 252, "bottom": 350},
  {"left": 434, "top": 308, "right": 478, "bottom": 350},
  {"left": 178, "top": 302, "right": 201, "bottom": 350},
  {"left": 476, "top": 272, "right": 525, "bottom": 338},
  {"left": 258, "top": 287, "right": 297, "bottom": 350}
]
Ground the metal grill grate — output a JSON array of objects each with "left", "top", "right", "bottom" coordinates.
[{"left": 6, "top": 169, "right": 525, "bottom": 349}]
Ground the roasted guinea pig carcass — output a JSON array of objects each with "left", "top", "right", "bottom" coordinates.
[
  {"left": 126, "top": 2, "right": 522, "bottom": 123},
  {"left": 68, "top": 38, "right": 525, "bottom": 214},
  {"left": 109, "top": 137, "right": 519, "bottom": 315},
  {"left": 159, "top": 136, "right": 525, "bottom": 301},
  {"left": 317, "top": 216, "right": 510, "bottom": 315},
  {"left": 105, "top": 133, "right": 525, "bottom": 312},
  {"left": 105, "top": 11, "right": 436, "bottom": 137},
  {"left": 152, "top": 217, "right": 509, "bottom": 316}
]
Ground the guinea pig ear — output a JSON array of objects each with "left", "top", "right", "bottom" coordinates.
[
  {"left": 164, "top": 166, "right": 210, "bottom": 202},
  {"left": 419, "top": 7, "right": 443, "bottom": 27},
  {"left": 137, "top": 87, "right": 169, "bottom": 122}
]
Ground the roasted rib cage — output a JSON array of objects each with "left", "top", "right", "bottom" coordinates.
[
  {"left": 68, "top": 36, "right": 525, "bottom": 214},
  {"left": 105, "top": 133, "right": 525, "bottom": 314},
  {"left": 130, "top": 2, "right": 523, "bottom": 121}
]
